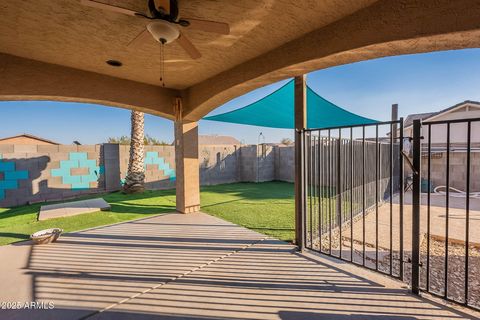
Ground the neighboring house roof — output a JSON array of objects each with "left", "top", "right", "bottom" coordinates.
[
  {"left": 198, "top": 135, "right": 241, "bottom": 145},
  {"left": 404, "top": 100, "right": 480, "bottom": 129},
  {"left": 403, "top": 112, "right": 437, "bottom": 128},
  {"left": 0, "top": 134, "right": 60, "bottom": 145}
]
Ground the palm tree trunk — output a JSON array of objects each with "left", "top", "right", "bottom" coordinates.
[{"left": 123, "top": 110, "right": 145, "bottom": 193}]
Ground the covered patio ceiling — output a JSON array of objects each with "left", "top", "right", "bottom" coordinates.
[{"left": 1, "top": 0, "right": 480, "bottom": 120}]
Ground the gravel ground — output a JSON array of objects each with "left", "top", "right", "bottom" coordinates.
[
  {"left": 309, "top": 223, "right": 480, "bottom": 310},
  {"left": 419, "top": 235, "right": 480, "bottom": 308}
]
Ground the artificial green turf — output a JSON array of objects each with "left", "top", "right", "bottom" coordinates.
[
  {"left": 0, "top": 182, "right": 295, "bottom": 246},
  {"left": 0, "top": 190, "right": 176, "bottom": 246},
  {"left": 201, "top": 182, "right": 295, "bottom": 241}
]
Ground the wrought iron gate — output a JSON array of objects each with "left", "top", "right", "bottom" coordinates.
[
  {"left": 301, "top": 119, "right": 404, "bottom": 280},
  {"left": 300, "top": 117, "right": 480, "bottom": 311},
  {"left": 411, "top": 118, "right": 480, "bottom": 311}
]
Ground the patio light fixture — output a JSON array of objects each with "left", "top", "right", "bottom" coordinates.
[{"left": 106, "top": 60, "right": 122, "bottom": 67}]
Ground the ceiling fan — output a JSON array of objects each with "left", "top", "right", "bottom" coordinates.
[{"left": 80, "top": 0, "right": 230, "bottom": 59}]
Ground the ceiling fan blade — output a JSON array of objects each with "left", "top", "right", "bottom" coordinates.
[
  {"left": 80, "top": 0, "right": 139, "bottom": 17},
  {"left": 176, "top": 32, "right": 201, "bottom": 59},
  {"left": 184, "top": 18, "right": 230, "bottom": 35},
  {"left": 127, "top": 29, "right": 152, "bottom": 47}
]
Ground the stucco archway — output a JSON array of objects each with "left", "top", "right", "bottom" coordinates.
[
  {"left": 2, "top": 0, "right": 480, "bottom": 215},
  {"left": 1, "top": 0, "right": 480, "bottom": 121}
]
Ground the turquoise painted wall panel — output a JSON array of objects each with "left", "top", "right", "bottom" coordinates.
[
  {"left": 59, "top": 160, "right": 79, "bottom": 169},
  {"left": 62, "top": 175, "right": 82, "bottom": 185},
  {"left": 0, "top": 162, "right": 15, "bottom": 172},
  {"left": 144, "top": 152, "right": 176, "bottom": 181},
  {"left": 69, "top": 152, "right": 88, "bottom": 161},
  {"left": 0, "top": 180, "right": 18, "bottom": 189},
  {"left": 51, "top": 168, "right": 68, "bottom": 177},
  {"left": 50, "top": 152, "right": 103, "bottom": 190},
  {"left": 71, "top": 182, "right": 91, "bottom": 190},
  {"left": 4, "top": 171, "right": 29, "bottom": 180},
  {"left": 0, "top": 154, "right": 29, "bottom": 200},
  {"left": 79, "top": 159, "right": 96, "bottom": 168}
]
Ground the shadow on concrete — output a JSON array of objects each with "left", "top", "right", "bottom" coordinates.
[
  {"left": 1, "top": 214, "right": 474, "bottom": 320},
  {"left": 279, "top": 311, "right": 418, "bottom": 319}
]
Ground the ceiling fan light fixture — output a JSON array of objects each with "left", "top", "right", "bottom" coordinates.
[{"left": 146, "top": 21, "right": 179, "bottom": 44}]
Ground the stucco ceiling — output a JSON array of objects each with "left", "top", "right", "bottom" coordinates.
[
  {"left": 0, "top": 0, "right": 376, "bottom": 89},
  {"left": 2, "top": 0, "right": 480, "bottom": 120}
]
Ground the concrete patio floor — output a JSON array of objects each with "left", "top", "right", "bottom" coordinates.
[{"left": 0, "top": 213, "right": 478, "bottom": 319}]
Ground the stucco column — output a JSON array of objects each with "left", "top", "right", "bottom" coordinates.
[{"left": 174, "top": 120, "right": 200, "bottom": 214}]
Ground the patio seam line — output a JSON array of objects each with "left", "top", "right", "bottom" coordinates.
[{"left": 79, "top": 235, "right": 270, "bottom": 320}]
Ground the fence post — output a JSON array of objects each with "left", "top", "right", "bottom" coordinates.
[
  {"left": 399, "top": 118, "right": 404, "bottom": 280},
  {"left": 337, "top": 130, "right": 342, "bottom": 255},
  {"left": 411, "top": 119, "right": 422, "bottom": 294}
]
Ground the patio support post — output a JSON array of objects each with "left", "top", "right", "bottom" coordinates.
[
  {"left": 174, "top": 98, "right": 200, "bottom": 214},
  {"left": 294, "top": 75, "right": 307, "bottom": 250}
]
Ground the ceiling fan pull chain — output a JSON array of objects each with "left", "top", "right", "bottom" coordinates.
[
  {"left": 159, "top": 41, "right": 165, "bottom": 87},
  {"left": 162, "top": 43, "right": 165, "bottom": 87}
]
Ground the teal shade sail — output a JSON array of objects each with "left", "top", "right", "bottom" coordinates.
[{"left": 203, "top": 80, "right": 378, "bottom": 129}]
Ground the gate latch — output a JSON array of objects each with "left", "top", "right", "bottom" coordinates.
[
  {"left": 401, "top": 151, "right": 418, "bottom": 175},
  {"left": 405, "top": 257, "right": 423, "bottom": 267}
]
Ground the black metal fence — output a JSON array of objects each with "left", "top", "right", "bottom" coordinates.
[
  {"left": 301, "top": 117, "right": 480, "bottom": 311},
  {"left": 302, "top": 120, "right": 404, "bottom": 279},
  {"left": 412, "top": 118, "right": 480, "bottom": 310}
]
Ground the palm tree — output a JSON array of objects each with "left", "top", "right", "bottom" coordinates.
[{"left": 123, "top": 110, "right": 145, "bottom": 193}]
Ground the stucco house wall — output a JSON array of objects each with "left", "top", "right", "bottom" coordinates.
[
  {"left": 403, "top": 102, "right": 480, "bottom": 192},
  {"left": 403, "top": 103, "right": 480, "bottom": 143}
]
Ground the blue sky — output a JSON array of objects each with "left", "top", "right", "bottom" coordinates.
[{"left": 1, "top": 48, "right": 480, "bottom": 144}]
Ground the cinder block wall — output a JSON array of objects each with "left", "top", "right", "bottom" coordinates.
[
  {"left": 239, "top": 145, "right": 257, "bottom": 182},
  {"left": 199, "top": 145, "right": 241, "bottom": 185},
  {"left": 257, "top": 145, "right": 275, "bottom": 182},
  {"left": 119, "top": 145, "right": 176, "bottom": 190},
  {"left": 0, "top": 143, "right": 295, "bottom": 207},
  {"left": 274, "top": 146, "right": 294, "bottom": 182},
  {"left": 420, "top": 152, "right": 480, "bottom": 191},
  {"left": 3, "top": 143, "right": 476, "bottom": 208},
  {"left": 0, "top": 144, "right": 104, "bottom": 207}
]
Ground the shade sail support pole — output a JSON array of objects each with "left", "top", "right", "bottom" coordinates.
[{"left": 295, "top": 75, "right": 307, "bottom": 250}]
